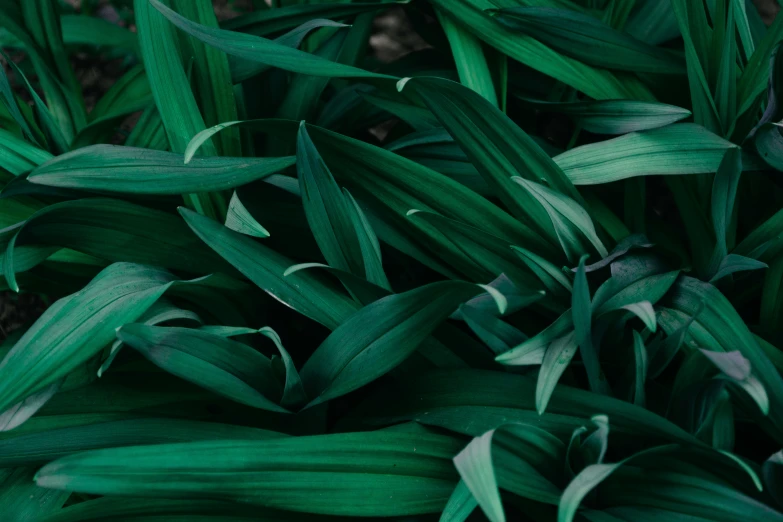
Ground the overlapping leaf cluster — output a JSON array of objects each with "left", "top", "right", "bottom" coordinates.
[{"left": 2, "top": 0, "right": 783, "bottom": 520}]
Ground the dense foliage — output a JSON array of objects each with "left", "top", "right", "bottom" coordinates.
[{"left": 3, "top": 0, "right": 783, "bottom": 520}]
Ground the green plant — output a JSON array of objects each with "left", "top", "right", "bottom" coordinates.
[{"left": 2, "top": 0, "right": 783, "bottom": 520}]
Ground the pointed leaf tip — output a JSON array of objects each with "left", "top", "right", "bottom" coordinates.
[
  {"left": 478, "top": 284, "right": 508, "bottom": 315},
  {"left": 397, "top": 77, "right": 413, "bottom": 92}
]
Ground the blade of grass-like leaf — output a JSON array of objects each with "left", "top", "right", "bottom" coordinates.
[
  {"left": 180, "top": 207, "right": 357, "bottom": 330},
  {"left": 135, "top": 0, "right": 224, "bottom": 219},
  {"left": 710, "top": 254, "right": 767, "bottom": 282},
  {"left": 117, "top": 324, "right": 287, "bottom": 413},
  {"left": 35, "top": 431, "right": 463, "bottom": 516},
  {"left": 573, "top": 255, "right": 606, "bottom": 394},
  {"left": 28, "top": 145, "right": 294, "bottom": 194},
  {"left": 172, "top": 0, "right": 240, "bottom": 158},
  {"left": 0, "top": 264, "right": 196, "bottom": 412},
  {"left": 0, "top": 128, "right": 52, "bottom": 175},
  {"left": 297, "top": 122, "right": 364, "bottom": 276},
  {"left": 670, "top": 0, "right": 721, "bottom": 133},
  {"left": 537, "top": 331, "right": 579, "bottom": 415},
  {"left": 0, "top": 198, "right": 230, "bottom": 279},
  {"left": 516, "top": 97, "right": 691, "bottom": 135},
  {"left": 437, "top": 9, "right": 498, "bottom": 106},
  {"left": 428, "top": 0, "right": 654, "bottom": 100},
  {"left": 0, "top": 54, "right": 69, "bottom": 154},
  {"left": 398, "top": 76, "right": 578, "bottom": 257},
  {"left": 714, "top": 2, "right": 737, "bottom": 134},
  {"left": 554, "top": 124, "right": 739, "bottom": 185},
  {"left": 0, "top": 418, "right": 284, "bottom": 467},
  {"left": 440, "top": 480, "right": 477, "bottom": 522},
  {"left": 300, "top": 281, "right": 491, "bottom": 406},
  {"left": 512, "top": 177, "right": 607, "bottom": 262},
  {"left": 344, "top": 189, "right": 390, "bottom": 290},
  {"left": 149, "top": 0, "right": 394, "bottom": 80},
  {"left": 60, "top": 14, "right": 138, "bottom": 56},
  {"left": 489, "top": 7, "right": 685, "bottom": 74},
  {"left": 632, "top": 331, "right": 647, "bottom": 406}
]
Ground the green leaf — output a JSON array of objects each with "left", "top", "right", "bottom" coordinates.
[
  {"left": 171, "top": 0, "right": 240, "bottom": 158},
  {"left": 0, "top": 418, "right": 283, "bottom": 467},
  {"left": 440, "top": 480, "right": 477, "bottom": 522},
  {"left": 513, "top": 177, "right": 608, "bottom": 262},
  {"left": 632, "top": 330, "right": 648, "bottom": 406},
  {"left": 28, "top": 145, "right": 294, "bottom": 194},
  {"left": 710, "top": 254, "right": 768, "bottom": 283},
  {"left": 537, "top": 331, "right": 579, "bottom": 415},
  {"left": 0, "top": 198, "right": 230, "bottom": 279},
  {"left": 489, "top": 7, "right": 685, "bottom": 74},
  {"left": 700, "top": 349, "right": 770, "bottom": 415},
  {"left": 707, "top": 148, "right": 743, "bottom": 277},
  {"left": 0, "top": 264, "right": 193, "bottom": 412},
  {"left": 0, "top": 467, "right": 69, "bottom": 521},
  {"left": 437, "top": 9, "right": 498, "bottom": 106},
  {"left": 573, "top": 255, "right": 605, "bottom": 394},
  {"left": 297, "top": 122, "right": 364, "bottom": 276},
  {"left": 224, "top": 191, "right": 270, "bottom": 238},
  {"left": 517, "top": 97, "right": 691, "bottom": 135},
  {"left": 428, "top": 0, "right": 655, "bottom": 101},
  {"left": 0, "top": 380, "right": 61, "bottom": 432},
  {"left": 348, "top": 368, "right": 698, "bottom": 444},
  {"left": 60, "top": 14, "right": 139, "bottom": 56},
  {"left": 35, "top": 431, "right": 463, "bottom": 517},
  {"left": 553, "top": 124, "right": 739, "bottom": 185},
  {"left": 621, "top": 301, "right": 657, "bottom": 332},
  {"left": 180, "top": 207, "right": 357, "bottom": 330},
  {"left": 117, "top": 324, "right": 287, "bottom": 413},
  {"left": 398, "top": 76, "right": 579, "bottom": 257},
  {"left": 453, "top": 423, "right": 565, "bottom": 522},
  {"left": 149, "top": 0, "right": 393, "bottom": 80},
  {"left": 300, "top": 281, "right": 487, "bottom": 406},
  {"left": 134, "top": 0, "right": 224, "bottom": 219}
]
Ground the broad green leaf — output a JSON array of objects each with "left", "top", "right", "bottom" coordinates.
[
  {"left": 117, "top": 324, "right": 287, "bottom": 413},
  {"left": 0, "top": 264, "right": 192, "bottom": 412},
  {"left": 0, "top": 128, "right": 52, "bottom": 176},
  {"left": 98, "top": 298, "right": 202, "bottom": 377},
  {"left": 35, "top": 431, "right": 463, "bottom": 517},
  {"left": 489, "top": 7, "right": 685, "bottom": 74},
  {"left": 300, "top": 281, "right": 488, "bottom": 406},
  {"left": 0, "top": 198, "right": 229, "bottom": 278},
  {"left": 553, "top": 124, "right": 739, "bottom": 185},
  {"left": 180, "top": 207, "right": 357, "bottom": 330},
  {"left": 28, "top": 145, "right": 294, "bottom": 194},
  {"left": 517, "top": 97, "right": 691, "bottom": 135}
]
